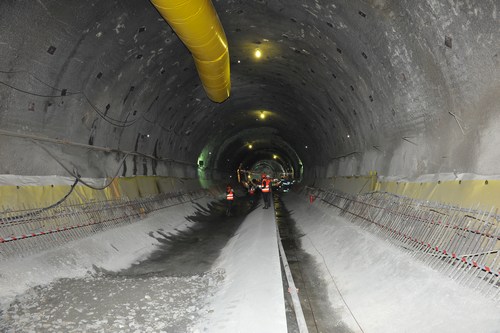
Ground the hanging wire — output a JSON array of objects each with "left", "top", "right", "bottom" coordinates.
[
  {"left": 0, "top": 80, "right": 65, "bottom": 98},
  {"left": 0, "top": 69, "right": 81, "bottom": 94},
  {"left": 82, "top": 93, "right": 140, "bottom": 128},
  {"left": 0, "top": 69, "right": 139, "bottom": 128},
  {"left": 33, "top": 140, "right": 129, "bottom": 191},
  {"left": 0, "top": 68, "right": 188, "bottom": 135},
  {"left": 5, "top": 178, "right": 79, "bottom": 221}
]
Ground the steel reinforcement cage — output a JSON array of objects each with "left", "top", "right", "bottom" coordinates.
[
  {"left": 304, "top": 186, "right": 500, "bottom": 304},
  {"left": 0, "top": 189, "right": 212, "bottom": 260}
]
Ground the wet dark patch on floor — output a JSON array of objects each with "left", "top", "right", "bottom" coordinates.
[
  {"left": 274, "top": 193, "right": 354, "bottom": 333},
  {"left": 0, "top": 195, "right": 258, "bottom": 332},
  {"left": 113, "top": 196, "right": 259, "bottom": 277}
]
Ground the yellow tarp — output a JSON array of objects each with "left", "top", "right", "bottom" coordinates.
[
  {"left": 321, "top": 171, "right": 500, "bottom": 211},
  {"left": 0, "top": 176, "right": 201, "bottom": 211},
  {"left": 377, "top": 179, "right": 500, "bottom": 211}
]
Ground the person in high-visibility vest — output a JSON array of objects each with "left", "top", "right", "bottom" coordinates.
[
  {"left": 226, "top": 185, "right": 234, "bottom": 216},
  {"left": 261, "top": 174, "right": 271, "bottom": 209},
  {"left": 248, "top": 181, "right": 256, "bottom": 204}
]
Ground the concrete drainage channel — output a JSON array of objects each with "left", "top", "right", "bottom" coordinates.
[{"left": 274, "top": 193, "right": 354, "bottom": 333}]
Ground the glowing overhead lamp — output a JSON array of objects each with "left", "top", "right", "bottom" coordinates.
[
  {"left": 259, "top": 111, "right": 266, "bottom": 120},
  {"left": 254, "top": 48, "right": 262, "bottom": 58},
  {"left": 273, "top": 154, "right": 278, "bottom": 159},
  {"left": 248, "top": 144, "right": 253, "bottom": 149}
]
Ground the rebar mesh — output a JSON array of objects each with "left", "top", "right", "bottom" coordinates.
[
  {"left": 0, "top": 190, "right": 209, "bottom": 260},
  {"left": 304, "top": 187, "right": 500, "bottom": 303}
]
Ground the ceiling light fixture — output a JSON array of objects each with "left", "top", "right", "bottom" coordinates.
[{"left": 255, "top": 48, "right": 262, "bottom": 58}]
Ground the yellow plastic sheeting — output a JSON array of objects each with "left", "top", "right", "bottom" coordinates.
[
  {"left": 135, "top": 176, "right": 161, "bottom": 197},
  {"left": 71, "top": 184, "right": 115, "bottom": 202},
  {"left": 156, "top": 177, "right": 177, "bottom": 193},
  {"left": 321, "top": 171, "right": 500, "bottom": 211},
  {"left": 0, "top": 176, "right": 203, "bottom": 212},
  {"left": 325, "top": 171, "right": 377, "bottom": 194},
  {"left": 376, "top": 179, "right": 500, "bottom": 211},
  {"left": 0, "top": 184, "right": 114, "bottom": 211},
  {"left": 116, "top": 176, "right": 173, "bottom": 199},
  {"left": 115, "top": 177, "right": 142, "bottom": 200}
]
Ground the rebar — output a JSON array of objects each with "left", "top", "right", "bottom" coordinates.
[
  {"left": 0, "top": 190, "right": 210, "bottom": 261},
  {"left": 303, "top": 187, "right": 500, "bottom": 304}
]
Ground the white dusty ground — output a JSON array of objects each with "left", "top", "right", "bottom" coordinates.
[
  {"left": 0, "top": 196, "right": 287, "bottom": 333},
  {"left": 2, "top": 192, "right": 499, "bottom": 333},
  {"left": 284, "top": 193, "right": 500, "bottom": 333},
  {"left": 0, "top": 196, "right": 221, "bottom": 332},
  {"left": 191, "top": 204, "right": 287, "bottom": 333},
  {"left": 0, "top": 197, "right": 214, "bottom": 303}
]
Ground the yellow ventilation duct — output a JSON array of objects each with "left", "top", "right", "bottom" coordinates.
[{"left": 151, "top": 0, "right": 231, "bottom": 103}]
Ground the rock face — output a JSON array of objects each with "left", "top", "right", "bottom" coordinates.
[{"left": 0, "top": 0, "right": 498, "bottom": 182}]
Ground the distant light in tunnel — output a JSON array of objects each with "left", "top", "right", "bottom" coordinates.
[
  {"left": 305, "top": 145, "right": 308, "bottom": 149},
  {"left": 248, "top": 144, "right": 253, "bottom": 149},
  {"left": 254, "top": 48, "right": 262, "bottom": 58},
  {"left": 273, "top": 154, "right": 278, "bottom": 159},
  {"left": 260, "top": 111, "right": 266, "bottom": 119}
]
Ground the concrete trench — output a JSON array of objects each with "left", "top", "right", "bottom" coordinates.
[{"left": 275, "top": 193, "right": 354, "bottom": 333}]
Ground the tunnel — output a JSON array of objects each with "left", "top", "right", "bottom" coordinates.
[{"left": 0, "top": 0, "right": 499, "bottom": 332}]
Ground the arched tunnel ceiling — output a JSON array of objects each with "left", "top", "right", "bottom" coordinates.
[{"left": 0, "top": 0, "right": 498, "bottom": 180}]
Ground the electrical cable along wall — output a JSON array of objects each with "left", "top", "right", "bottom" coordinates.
[{"left": 304, "top": 187, "right": 500, "bottom": 304}]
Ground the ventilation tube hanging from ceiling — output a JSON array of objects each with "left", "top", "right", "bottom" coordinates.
[{"left": 151, "top": 0, "right": 231, "bottom": 103}]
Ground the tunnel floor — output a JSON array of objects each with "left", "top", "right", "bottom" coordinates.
[
  {"left": 274, "top": 193, "right": 354, "bottom": 333},
  {"left": 2, "top": 191, "right": 499, "bottom": 332},
  {"left": 0, "top": 197, "right": 258, "bottom": 332}
]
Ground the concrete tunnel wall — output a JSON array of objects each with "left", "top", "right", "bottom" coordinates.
[{"left": 0, "top": 0, "right": 499, "bottom": 203}]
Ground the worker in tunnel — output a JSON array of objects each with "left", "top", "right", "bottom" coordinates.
[
  {"left": 225, "top": 184, "right": 234, "bottom": 216},
  {"left": 260, "top": 174, "right": 272, "bottom": 209},
  {"left": 248, "top": 179, "right": 257, "bottom": 204}
]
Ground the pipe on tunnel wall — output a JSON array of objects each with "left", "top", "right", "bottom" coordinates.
[{"left": 151, "top": 0, "right": 231, "bottom": 103}]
